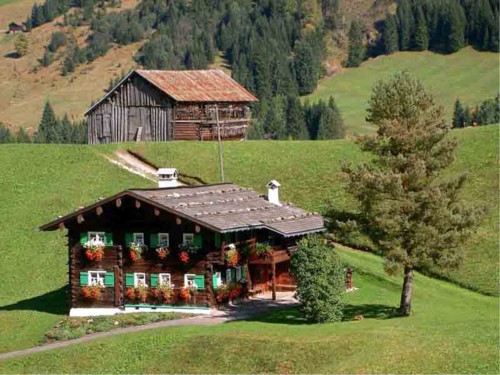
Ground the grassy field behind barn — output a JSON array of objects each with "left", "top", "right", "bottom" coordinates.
[
  {"left": 307, "top": 48, "right": 500, "bottom": 134},
  {"left": 1, "top": 246, "right": 498, "bottom": 373},
  {"left": 0, "top": 125, "right": 497, "bottom": 365}
]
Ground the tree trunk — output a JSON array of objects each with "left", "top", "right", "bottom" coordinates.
[{"left": 399, "top": 265, "right": 413, "bottom": 316}]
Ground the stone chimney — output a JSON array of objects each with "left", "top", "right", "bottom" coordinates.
[
  {"left": 266, "top": 180, "right": 281, "bottom": 206},
  {"left": 157, "top": 168, "right": 181, "bottom": 188}
]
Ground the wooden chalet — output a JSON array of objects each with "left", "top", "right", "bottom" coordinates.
[
  {"left": 85, "top": 70, "right": 258, "bottom": 144},
  {"left": 40, "top": 178, "right": 324, "bottom": 316}
]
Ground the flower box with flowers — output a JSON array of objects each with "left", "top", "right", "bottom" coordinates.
[
  {"left": 248, "top": 242, "right": 273, "bottom": 262},
  {"left": 129, "top": 242, "right": 147, "bottom": 261},
  {"left": 179, "top": 286, "right": 197, "bottom": 304},
  {"left": 124, "top": 285, "right": 148, "bottom": 304},
  {"left": 177, "top": 243, "right": 201, "bottom": 264},
  {"left": 150, "top": 283, "right": 173, "bottom": 304},
  {"left": 156, "top": 246, "right": 170, "bottom": 260},
  {"left": 81, "top": 285, "right": 102, "bottom": 302},
  {"left": 83, "top": 237, "right": 105, "bottom": 262},
  {"left": 225, "top": 246, "right": 240, "bottom": 267},
  {"left": 214, "top": 283, "right": 243, "bottom": 304}
]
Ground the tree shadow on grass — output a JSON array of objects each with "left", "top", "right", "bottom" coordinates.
[
  {"left": 343, "top": 303, "right": 399, "bottom": 321},
  {"left": 0, "top": 286, "right": 68, "bottom": 315},
  {"left": 245, "top": 306, "right": 312, "bottom": 325}
]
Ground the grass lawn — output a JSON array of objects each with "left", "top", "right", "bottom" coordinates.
[
  {"left": 128, "top": 125, "right": 499, "bottom": 295},
  {"left": 0, "top": 145, "right": 151, "bottom": 354},
  {"left": 306, "top": 48, "right": 499, "bottom": 135},
  {"left": 1, "top": 246, "right": 497, "bottom": 374}
]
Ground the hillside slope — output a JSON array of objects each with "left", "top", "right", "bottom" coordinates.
[{"left": 308, "top": 48, "right": 500, "bottom": 134}]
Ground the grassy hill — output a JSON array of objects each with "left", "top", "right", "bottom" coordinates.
[
  {"left": 1, "top": 246, "right": 498, "bottom": 373},
  {"left": 307, "top": 48, "right": 500, "bottom": 134},
  {"left": 0, "top": 126, "right": 497, "bottom": 363}
]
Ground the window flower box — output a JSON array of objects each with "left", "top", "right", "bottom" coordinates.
[
  {"left": 225, "top": 248, "right": 240, "bottom": 267},
  {"left": 81, "top": 285, "right": 102, "bottom": 302},
  {"left": 82, "top": 237, "right": 105, "bottom": 262},
  {"left": 156, "top": 246, "right": 170, "bottom": 260},
  {"left": 150, "top": 284, "right": 172, "bottom": 304},
  {"left": 129, "top": 242, "right": 147, "bottom": 261},
  {"left": 125, "top": 285, "right": 148, "bottom": 303}
]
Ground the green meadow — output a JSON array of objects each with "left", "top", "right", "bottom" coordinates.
[{"left": 307, "top": 48, "right": 499, "bottom": 134}]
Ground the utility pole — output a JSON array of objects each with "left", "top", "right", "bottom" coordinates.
[{"left": 215, "top": 104, "right": 225, "bottom": 182}]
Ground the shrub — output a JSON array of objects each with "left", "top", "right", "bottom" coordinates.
[{"left": 290, "top": 235, "right": 344, "bottom": 323}]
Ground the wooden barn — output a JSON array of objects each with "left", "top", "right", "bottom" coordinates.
[
  {"left": 40, "top": 176, "right": 325, "bottom": 316},
  {"left": 85, "top": 70, "right": 258, "bottom": 144}
]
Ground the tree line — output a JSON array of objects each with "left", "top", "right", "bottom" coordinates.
[
  {"left": 0, "top": 102, "right": 87, "bottom": 144},
  {"left": 452, "top": 95, "right": 500, "bottom": 127}
]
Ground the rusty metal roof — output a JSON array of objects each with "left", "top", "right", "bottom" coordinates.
[
  {"left": 136, "top": 70, "right": 258, "bottom": 103},
  {"left": 40, "top": 183, "right": 324, "bottom": 237}
]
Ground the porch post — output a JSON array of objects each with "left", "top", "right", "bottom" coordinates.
[{"left": 271, "top": 252, "right": 276, "bottom": 301}]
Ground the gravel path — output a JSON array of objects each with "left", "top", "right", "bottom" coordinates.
[{"left": 0, "top": 292, "right": 298, "bottom": 361}]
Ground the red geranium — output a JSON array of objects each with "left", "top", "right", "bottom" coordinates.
[
  {"left": 225, "top": 249, "right": 240, "bottom": 267},
  {"left": 82, "top": 285, "right": 101, "bottom": 301},
  {"left": 129, "top": 250, "right": 137, "bottom": 261},
  {"left": 179, "top": 288, "right": 191, "bottom": 301},
  {"left": 179, "top": 251, "right": 189, "bottom": 264},
  {"left": 156, "top": 247, "right": 169, "bottom": 260}
]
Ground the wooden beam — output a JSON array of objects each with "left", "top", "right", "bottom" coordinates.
[
  {"left": 77, "top": 214, "right": 84, "bottom": 224},
  {"left": 154, "top": 208, "right": 160, "bottom": 216},
  {"left": 113, "top": 265, "right": 120, "bottom": 307},
  {"left": 96, "top": 206, "right": 103, "bottom": 216},
  {"left": 135, "top": 200, "right": 141, "bottom": 209},
  {"left": 116, "top": 198, "right": 122, "bottom": 208}
]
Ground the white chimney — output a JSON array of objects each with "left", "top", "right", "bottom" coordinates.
[
  {"left": 267, "top": 180, "right": 281, "bottom": 206},
  {"left": 157, "top": 168, "right": 181, "bottom": 188}
]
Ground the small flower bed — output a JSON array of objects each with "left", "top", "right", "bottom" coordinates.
[
  {"left": 225, "top": 248, "right": 240, "bottom": 267},
  {"left": 254, "top": 242, "right": 273, "bottom": 257},
  {"left": 179, "top": 286, "right": 197, "bottom": 302},
  {"left": 81, "top": 285, "right": 102, "bottom": 302},
  {"left": 150, "top": 283, "right": 173, "bottom": 304},
  {"left": 156, "top": 246, "right": 170, "bottom": 260},
  {"left": 214, "top": 283, "right": 243, "bottom": 304},
  {"left": 124, "top": 285, "right": 148, "bottom": 303},
  {"left": 129, "top": 242, "right": 146, "bottom": 261},
  {"left": 83, "top": 238, "right": 105, "bottom": 262}
]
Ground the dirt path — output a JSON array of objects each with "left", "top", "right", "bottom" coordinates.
[
  {"left": 0, "top": 292, "right": 298, "bottom": 361},
  {"left": 103, "top": 150, "right": 158, "bottom": 182}
]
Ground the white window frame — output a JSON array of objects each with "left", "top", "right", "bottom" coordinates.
[
  {"left": 158, "top": 233, "right": 170, "bottom": 247},
  {"left": 236, "top": 266, "right": 242, "bottom": 281},
  {"left": 159, "top": 273, "right": 172, "bottom": 287},
  {"left": 184, "top": 273, "right": 197, "bottom": 288},
  {"left": 133, "top": 232, "right": 145, "bottom": 245},
  {"left": 183, "top": 233, "right": 194, "bottom": 245},
  {"left": 214, "top": 271, "right": 223, "bottom": 287},
  {"left": 88, "top": 270, "right": 106, "bottom": 286},
  {"left": 134, "top": 272, "right": 147, "bottom": 288},
  {"left": 88, "top": 231, "right": 105, "bottom": 241}
]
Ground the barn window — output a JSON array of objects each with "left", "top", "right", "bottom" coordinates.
[
  {"left": 183, "top": 233, "right": 194, "bottom": 245},
  {"left": 88, "top": 271, "right": 106, "bottom": 286},
  {"left": 134, "top": 273, "right": 147, "bottom": 287},
  {"left": 158, "top": 233, "right": 170, "bottom": 247},
  {"left": 133, "top": 233, "right": 145, "bottom": 245},
  {"left": 159, "top": 273, "right": 172, "bottom": 287}
]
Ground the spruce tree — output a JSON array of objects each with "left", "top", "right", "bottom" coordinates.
[
  {"left": 15, "top": 127, "right": 31, "bottom": 143},
  {"left": 317, "top": 99, "right": 344, "bottom": 140},
  {"left": 293, "top": 41, "right": 318, "bottom": 95},
  {"left": 346, "top": 19, "right": 366, "bottom": 67},
  {"left": 397, "top": 0, "right": 412, "bottom": 51},
  {"left": 342, "top": 72, "right": 485, "bottom": 316},
  {"left": 0, "top": 124, "right": 13, "bottom": 143},
  {"left": 413, "top": 5, "right": 429, "bottom": 51},
  {"left": 446, "top": 1, "right": 466, "bottom": 53},
  {"left": 35, "top": 101, "right": 58, "bottom": 143},
  {"left": 452, "top": 99, "right": 465, "bottom": 128},
  {"left": 14, "top": 34, "right": 29, "bottom": 57},
  {"left": 463, "top": 106, "right": 471, "bottom": 127},
  {"left": 285, "top": 95, "right": 308, "bottom": 140},
  {"left": 383, "top": 13, "right": 399, "bottom": 54}
]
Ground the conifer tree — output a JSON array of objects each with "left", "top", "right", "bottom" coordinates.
[
  {"left": 397, "top": 0, "right": 412, "bottom": 50},
  {"left": 0, "top": 124, "right": 13, "bottom": 143},
  {"left": 446, "top": 1, "right": 466, "bottom": 53},
  {"left": 342, "top": 72, "right": 485, "bottom": 316},
  {"left": 15, "top": 127, "right": 31, "bottom": 143},
  {"left": 317, "top": 98, "right": 344, "bottom": 140},
  {"left": 383, "top": 13, "right": 399, "bottom": 54},
  {"left": 285, "top": 95, "right": 308, "bottom": 140},
  {"left": 293, "top": 41, "right": 319, "bottom": 95},
  {"left": 345, "top": 19, "right": 366, "bottom": 67},
  {"left": 35, "top": 101, "right": 58, "bottom": 143},
  {"left": 413, "top": 5, "right": 429, "bottom": 51},
  {"left": 452, "top": 99, "right": 465, "bottom": 128},
  {"left": 14, "top": 34, "right": 29, "bottom": 57}
]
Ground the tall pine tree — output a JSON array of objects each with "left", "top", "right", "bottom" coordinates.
[
  {"left": 35, "top": 101, "right": 58, "bottom": 143},
  {"left": 452, "top": 99, "right": 465, "bottom": 128},
  {"left": 345, "top": 19, "right": 366, "bottom": 67},
  {"left": 383, "top": 13, "right": 399, "bottom": 54},
  {"left": 397, "top": 0, "right": 412, "bottom": 51},
  {"left": 285, "top": 95, "right": 308, "bottom": 140},
  {"left": 413, "top": 5, "right": 429, "bottom": 51}
]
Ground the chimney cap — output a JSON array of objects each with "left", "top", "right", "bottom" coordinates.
[
  {"left": 267, "top": 180, "right": 281, "bottom": 189},
  {"left": 157, "top": 168, "right": 178, "bottom": 176}
]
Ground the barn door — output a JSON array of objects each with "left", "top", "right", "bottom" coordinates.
[
  {"left": 140, "top": 107, "right": 151, "bottom": 141},
  {"left": 128, "top": 107, "right": 140, "bottom": 141}
]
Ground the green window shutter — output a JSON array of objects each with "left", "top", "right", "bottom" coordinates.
[
  {"left": 214, "top": 233, "right": 221, "bottom": 248},
  {"left": 194, "top": 274, "right": 205, "bottom": 290},
  {"left": 125, "top": 273, "right": 134, "bottom": 287},
  {"left": 150, "top": 274, "right": 159, "bottom": 287},
  {"left": 104, "top": 233, "right": 113, "bottom": 246},
  {"left": 194, "top": 233, "right": 202, "bottom": 248},
  {"left": 125, "top": 233, "right": 133, "bottom": 245},
  {"left": 212, "top": 274, "right": 218, "bottom": 289},
  {"left": 231, "top": 269, "right": 236, "bottom": 283},
  {"left": 80, "top": 272, "right": 88, "bottom": 286},
  {"left": 104, "top": 271, "right": 114, "bottom": 287},
  {"left": 241, "top": 266, "right": 246, "bottom": 278},
  {"left": 150, "top": 233, "right": 159, "bottom": 248},
  {"left": 80, "top": 233, "right": 88, "bottom": 244}
]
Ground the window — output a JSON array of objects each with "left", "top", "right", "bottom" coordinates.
[
  {"left": 159, "top": 273, "right": 172, "bottom": 287},
  {"left": 88, "top": 232, "right": 105, "bottom": 242},
  {"left": 184, "top": 274, "right": 196, "bottom": 288},
  {"left": 134, "top": 273, "right": 147, "bottom": 287},
  {"left": 214, "top": 272, "right": 223, "bottom": 287},
  {"left": 88, "top": 271, "right": 106, "bottom": 286},
  {"left": 226, "top": 268, "right": 233, "bottom": 284},
  {"left": 183, "top": 233, "right": 194, "bottom": 245},
  {"left": 158, "top": 233, "right": 170, "bottom": 247},
  {"left": 133, "top": 233, "right": 144, "bottom": 245},
  {"left": 236, "top": 266, "right": 242, "bottom": 281}
]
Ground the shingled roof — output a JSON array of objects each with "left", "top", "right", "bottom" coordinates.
[{"left": 40, "top": 183, "right": 324, "bottom": 237}]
